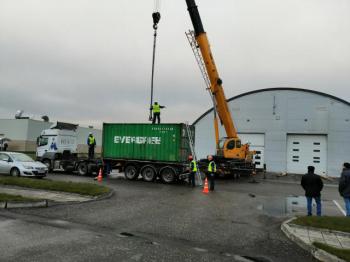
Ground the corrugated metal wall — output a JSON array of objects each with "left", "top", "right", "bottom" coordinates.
[{"left": 193, "top": 89, "right": 350, "bottom": 177}]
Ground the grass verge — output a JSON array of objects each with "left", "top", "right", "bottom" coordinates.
[
  {"left": 314, "top": 242, "right": 350, "bottom": 262},
  {"left": 0, "top": 193, "right": 38, "bottom": 202},
  {"left": 292, "top": 216, "right": 350, "bottom": 233},
  {"left": 0, "top": 176, "right": 110, "bottom": 197}
]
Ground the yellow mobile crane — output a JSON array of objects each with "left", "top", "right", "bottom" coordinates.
[{"left": 185, "top": 0, "right": 255, "bottom": 174}]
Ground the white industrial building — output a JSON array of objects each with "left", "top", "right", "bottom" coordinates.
[
  {"left": 0, "top": 119, "right": 101, "bottom": 153},
  {"left": 193, "top": 88, "right": 350, "bottom": 177}
]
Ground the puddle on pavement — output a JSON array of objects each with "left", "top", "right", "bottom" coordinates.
[{"left": 257, "top": 196, "right": 306, "bottom": 216}]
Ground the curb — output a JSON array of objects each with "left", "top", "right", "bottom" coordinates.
[
  {"left": 0, "top": 200, "right": 48, "bottom": 209},
  {"left": 281, "top": 217, "right": 347, "bottom": 262},
  {"left": 0, "top": 189, "right": 114, "bottom": 209},
  {"left": 289, "top": 222, "right": 350, "bottom": 238}
]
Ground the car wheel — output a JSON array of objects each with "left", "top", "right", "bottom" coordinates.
[
  {"left": 10, "top": 168, "right": 20, "bottom": 177},
  {"left": 160, "top": 166, "right": 177, "bottom": 184},
  {"left": 141, "top": 165, "right": 157, "bottom": 182},
  {"left": 124, "top": 165, "right": 139, "bottom": 180},
  {"left": 77, "top": 162, "right": 88, "bottom": 176},
  {"left": 42, "top": 159, "right": 52, "bottom": 172}
]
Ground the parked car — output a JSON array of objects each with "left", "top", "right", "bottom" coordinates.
[{"left": 0, "top": 152, "right": 48, "bottom": 178}]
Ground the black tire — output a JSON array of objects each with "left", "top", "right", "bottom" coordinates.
[
  {"left": 42, "top": 159, "right": 52, "bottom": 172},
  {"left": 160, "top": 166, "right": 177, "bottom": 184},
  {"left": 141, "top": 165, "right": 157, "bottom": 182},
  {"left": 77, "top": 162, "right": 88, "bottom": 176},
  {"left": 10, "top": 168, "right": 20, "bottom": 177},
  {"left": 124, "top": 165, "right": 139, "bottom": 180}
]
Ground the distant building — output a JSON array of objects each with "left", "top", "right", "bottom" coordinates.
[
  {"left": 193, "top": 88, "right": 350, "bottom": 177},
  {"left": 0, "top": 119, "right": 101, "bottom": 153}
]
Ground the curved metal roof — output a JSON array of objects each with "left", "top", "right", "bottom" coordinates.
[{"left": 193, "top": 87, "right": 350, "bottom": 125}]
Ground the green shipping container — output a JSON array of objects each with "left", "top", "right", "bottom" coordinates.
[{"left": 102, "top": 123, "right": 194, "bottom": 163}]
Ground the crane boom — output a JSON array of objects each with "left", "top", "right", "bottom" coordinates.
[{"left": 185, "top": 0, "right": 237, "bottom": 139}]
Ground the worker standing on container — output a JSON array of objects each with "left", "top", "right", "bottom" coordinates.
[
  {"left": 87, "top": 132, "right": 96, "bottom": 159},
  {"left": 207, "top": 155, "right": 216, "bottom": 191},
  {"left": 188, "top": 155, "right": 197, "bottom": 187},
  {"left": 151, "top": 102, "right": 165, "bottom": 124}
]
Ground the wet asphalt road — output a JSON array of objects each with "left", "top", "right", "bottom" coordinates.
[{"left": 0, "top": 173, "right": 344, "bottom": 262}]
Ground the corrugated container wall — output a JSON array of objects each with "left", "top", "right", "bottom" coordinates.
[{"left": 103, "top": 123, "right": 194, "bottom": 163}]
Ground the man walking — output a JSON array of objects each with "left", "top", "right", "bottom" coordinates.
[
  {"left": 87, "top": 132, "right": 96, "bottom": 159},
  {"left": 301, "top": 166, "right": 324, "bottom": 216},
  {"left": 188, "top": 155, "right": 197, "bottom": 187},
  {"left": 207, "top": 155, "right": 216, "bottom": 191},
  {"left": 151, "top": 102, "right": 165, "bottom": 124},
  {"left": 339, "top": 162, "right": 350, "bottom": 217}
]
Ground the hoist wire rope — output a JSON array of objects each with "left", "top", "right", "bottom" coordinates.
[{"left": 149, "top": 1, "right": 161, "bottom": 121}]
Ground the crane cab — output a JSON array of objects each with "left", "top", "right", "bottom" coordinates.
[{"left": 217, "top": 137, "right": 250, "bottom": 160}]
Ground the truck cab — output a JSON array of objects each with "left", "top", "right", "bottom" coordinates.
[
  {"left": 36, "top": 122, "right": 79, "bottom": 171},
  {"left": 36, "top": 128, "right": 77, "bottom": 159},
  {"left": 36, "top": 122, "right": 101, "bottom": 175}
]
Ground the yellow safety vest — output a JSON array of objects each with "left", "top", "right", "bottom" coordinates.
[
  {"left": 191, "top": 160, "right": 197, "bottom": 172},
  {"left": 88, "top": 136, "right": 95, "bottom": 145},
  {"left": 208, "top": 161, "right": 216, "bottom": 173},
  {"left": 152, "top": 104, "right": 161, "bottom": 113}
]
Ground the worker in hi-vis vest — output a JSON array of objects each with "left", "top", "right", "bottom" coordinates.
[
  {"left": 188, "top": 155, "right": 197, "bottom": 187},
  {"left": 151, "top": 102, "right": 165, "bottom": 124},
  {"left": 87, "top": 133, "right": 96, "bottom": 159},
  {"left": 207, "top": 155, "right": 217, "bottom": 191}
]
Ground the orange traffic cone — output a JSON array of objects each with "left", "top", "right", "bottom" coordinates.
[
  {"left": 202, "top": 177, "right": 209, "bottom": 194},
  {"left": 97, "top": 168, "right": 103, "bottom": 182}
]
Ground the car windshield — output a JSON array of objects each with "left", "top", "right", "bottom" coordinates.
[{"left": 11, "top": 153, "right": 34, "bottom": 162}]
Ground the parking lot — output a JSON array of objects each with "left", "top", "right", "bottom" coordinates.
[{"left": 0, "top": 172, "right": 345, "bottom": 262}]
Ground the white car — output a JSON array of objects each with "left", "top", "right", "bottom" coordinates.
[{"left": 0, "top": 152, "right": 48, "bottom": 178}]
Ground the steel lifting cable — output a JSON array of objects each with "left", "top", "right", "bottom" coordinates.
[{"left": 149, "top": 1, "right": 161, "bottom": 121}]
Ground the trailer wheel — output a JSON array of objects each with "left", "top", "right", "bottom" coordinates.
[
  {"left": 141, "top": 165, "right": 157, "bottom": 182},
  {"left": 160, "top": 166, "right": 177, "bottom": 184},
  {"left": 77, "top": 162, "right": 88, "bottom": 176},
  {"left": 124, "top": 165, "right": 139, "bottom": 180},
  {"left": 42, "top": 159, "right": 52, "bottom": 172}
]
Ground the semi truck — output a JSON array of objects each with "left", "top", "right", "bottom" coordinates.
[
  {"left": 36, "top": 122, "right": 102, "bottom": 175},
  {"left": 36, "top": 122, "right": 195, "bottom": 183}
]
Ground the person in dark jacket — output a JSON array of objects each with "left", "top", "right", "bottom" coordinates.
[
  {"left": 339, "top": 162, "right": 350, "bottom": 217},
  {"left": 301, "top": 166, "right": 324, "bottom": 216}
]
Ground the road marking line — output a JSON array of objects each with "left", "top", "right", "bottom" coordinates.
[{"left": 333, "top": 200, "right": 346, "bottom": 216}]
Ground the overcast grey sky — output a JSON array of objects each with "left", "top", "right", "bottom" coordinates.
[{"left": 0, "top": 0, "right": 349, "bottom": 128}]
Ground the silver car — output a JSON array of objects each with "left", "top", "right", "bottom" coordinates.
[{"left": 0, "top": 152, "right": 48, "bottom": 178}]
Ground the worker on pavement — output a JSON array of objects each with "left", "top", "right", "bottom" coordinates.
[
  {"left": 301, "top": 166, "right": 324, "bottom": 216},
  {"left": 339, "top": 162, "right": 350, "bottom": 216},
  {"left": 188, "top": 155, "right": 197, "bottom": 187},
  {"left": 207, "top": 155, "right": 216, "bottom": 191},
  {"left": 87, "top": 133, "right": 96, "bottom": 159},
  {"left": 151, "top": 102, "right": 165, "bottom": 124}
]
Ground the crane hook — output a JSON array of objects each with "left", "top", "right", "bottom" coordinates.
[{"left": 152, "top": 12, "right": 161, "bottom": 30}]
